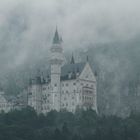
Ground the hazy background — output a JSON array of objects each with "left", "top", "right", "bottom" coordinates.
[{"left": 0, "top": 0, "right": 140, "bottom": 116}]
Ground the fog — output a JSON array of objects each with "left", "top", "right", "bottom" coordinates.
[
  {"left": 0, "top": 0, "right": 140, "bottom": 68},
  {"left": 0, "top": 0, "right": 140, "bottom": 115}
]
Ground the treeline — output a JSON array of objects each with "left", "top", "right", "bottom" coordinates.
[{"left": 0, "top": 107, "right": 140, "bottom": 140}]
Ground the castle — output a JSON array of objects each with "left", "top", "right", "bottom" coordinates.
[
  {"left": 0, "top": 29, "right": 97, "bottom": 114},
  {"left": 27, "top": 29, "right": 97, "bottom": 114}
]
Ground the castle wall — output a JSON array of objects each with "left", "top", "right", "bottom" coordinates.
[
  {"left": 28, "top": 84, "right": 42, "bottom": 114},
  {"left": 60, "top": 80, "right": 79, "bottom": 112},
  {"left": 27, "top": 63, "right": 97, "bottom": 114},
  {"left": 41, "top": 84, "right": 52, "bottom": 114},
  {"left": 79, "top": 63, "right": 97, "bottom": 112},
  {"left": 0, "top": 92, "right": 14, "bottom": 113}
]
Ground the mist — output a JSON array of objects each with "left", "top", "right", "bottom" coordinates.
[{"left": 0, "top": 0, "right": 140, "bottom": 115}]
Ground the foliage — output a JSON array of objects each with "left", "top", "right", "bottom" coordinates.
[{"left": 0, "top": 107, "right": 139, "bottom": 140}]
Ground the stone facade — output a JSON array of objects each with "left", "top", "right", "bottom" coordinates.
[
  {"left": 27, "top": 29, "right": 98, "bottom": 114},
  {"left": 0, "top": 91, "right": 16, "bottom": 113}
]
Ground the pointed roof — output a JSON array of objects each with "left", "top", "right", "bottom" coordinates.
[
  {"left": 61, "top": 62, "right": 86, "bottom": 80},
  {"left": 70, "top": 53, "right": 75, "bottom": 64},
  {"left": 53, "top": 27, "right": 60, "bottom": 44}
]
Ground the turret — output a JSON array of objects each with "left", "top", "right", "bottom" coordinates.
[
  {"left": 27, "top": 71, "right": 42, "bottom": 114},
  {"left": 70, "top": 53, "right": 75, "bottom": 64},
  {"left": 50, "top": 28, "right": 64, "bottom": 111}
]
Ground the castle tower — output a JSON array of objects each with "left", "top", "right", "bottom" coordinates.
[
  {"left": 50, "top": 28, "right": 64, "bottom": 111},
  {"left": 28, "top": 71, "right": 42, "bottom": 114}
]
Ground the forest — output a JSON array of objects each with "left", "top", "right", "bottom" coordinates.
[{"left": 0, "top": 107, "right": 139, "bottom": 140}]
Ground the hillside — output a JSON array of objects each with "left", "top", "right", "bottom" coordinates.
[{"left": 0, "top": 107, "right": 140, "bottom": 140}]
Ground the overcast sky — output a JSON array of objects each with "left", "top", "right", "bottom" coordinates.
[{"left": 0, "top": 0, "right": 140, "bottom": 70}]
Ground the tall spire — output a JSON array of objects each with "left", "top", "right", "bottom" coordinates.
[
  {"left": 53, "top": 27, "right": 60, "bottom": 44},
  {"left": 71, "top": 53, "right": 75, "bottom": 64}
]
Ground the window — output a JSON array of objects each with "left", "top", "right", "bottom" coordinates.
[
  {"left": 73, "top": 83, "right": 76, "bottom": 85},
  {"left": 54, "top": 84, "right": 57, "bottom": 87},
  {"left": 66, "top": 83, "right": 69, "bottom": 86}
]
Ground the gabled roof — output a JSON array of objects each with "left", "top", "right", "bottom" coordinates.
[
  {"left": 61, "top": 62, "right": 86, "bottom": 80},
  {"left": 30, "top": 62, "right": 87, "bottom": 84}
]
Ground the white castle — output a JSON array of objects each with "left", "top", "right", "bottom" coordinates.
[
  {"left": 0, "top": 29, "right": 97, "bottom": 114},
  {"left": 27, "top": 29, "right": 97, "bottom": 114}
]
